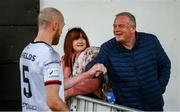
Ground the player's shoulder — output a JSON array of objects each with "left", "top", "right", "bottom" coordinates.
[{"left": 29, "top": 41, "right": 59, "bottom": 60}]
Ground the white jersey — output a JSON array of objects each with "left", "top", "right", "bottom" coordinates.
[{"left": 19, "top": 41, "right": 64, "bottom": 111}]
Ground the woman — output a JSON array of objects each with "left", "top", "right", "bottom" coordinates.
[{"left": 61, "top": 27, "right": 103, "bottom": 111}]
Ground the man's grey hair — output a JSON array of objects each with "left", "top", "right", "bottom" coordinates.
[
  {"left": 38, "top": 7, "right": 64, "bottom": 27},
  {"left": 116, "top": 12, "right": 136, "bottom": 27}
]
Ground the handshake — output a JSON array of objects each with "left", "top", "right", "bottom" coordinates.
[{"left": 87, "top": 63, "right": 107, "bottom": 78}]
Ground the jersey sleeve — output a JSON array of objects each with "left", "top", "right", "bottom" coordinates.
[{"left": 43, "top": 62, "right": 63, "bottom": 86}]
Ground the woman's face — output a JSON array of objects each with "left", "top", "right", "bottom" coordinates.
[{"left": 72, "top": 35, "right": 87, "bottom": 53}]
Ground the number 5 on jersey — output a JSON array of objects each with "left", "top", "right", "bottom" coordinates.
[{"left": 22, "top": 65, "right": 32, "bottom": 98}]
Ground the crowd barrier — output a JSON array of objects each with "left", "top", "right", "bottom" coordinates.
[{"left": 71, "top": 95, "right": 139, "bottom": 111}]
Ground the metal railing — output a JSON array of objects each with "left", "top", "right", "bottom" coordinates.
[{"left": 72, "top": 95, "right": 139, "bottom": 112}]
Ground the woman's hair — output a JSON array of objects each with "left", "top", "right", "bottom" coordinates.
[{"left": 63, "top": 27, "right": 90, "bottom": 68}]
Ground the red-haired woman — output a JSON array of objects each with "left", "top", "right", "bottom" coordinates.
[{"left": 61, "top": 27, "right": 103, "bottom": 111}]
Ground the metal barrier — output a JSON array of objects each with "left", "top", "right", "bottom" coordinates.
[{"left": 72, "top": 95, "right": 139, "bottom": 112}]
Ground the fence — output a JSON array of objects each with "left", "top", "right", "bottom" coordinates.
[{"left": 71, "top": 95, "right": 139, "bottom": 111}]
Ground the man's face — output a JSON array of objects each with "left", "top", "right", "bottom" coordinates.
[{"left": 113, "top": 15, "right": 135, "bottom": 44}]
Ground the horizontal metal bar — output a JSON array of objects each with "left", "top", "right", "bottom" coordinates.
[{"left": 75, "top": 95, "right": 140, "bottom": 111}]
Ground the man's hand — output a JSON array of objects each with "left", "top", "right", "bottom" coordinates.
[
  {"left": 64, "top": 64, "right": 106, "bottom": 90},
  {"left": 88, "top": 63, "right": 107, "bottom": 77}
]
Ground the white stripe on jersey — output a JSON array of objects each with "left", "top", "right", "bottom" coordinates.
[{"left": 19, "top": 42, "right": 64, "bottom": 111}]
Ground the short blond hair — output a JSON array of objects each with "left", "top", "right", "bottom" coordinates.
[{"left": 38, "top": 7, "right": 64, "bottom": 27}]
